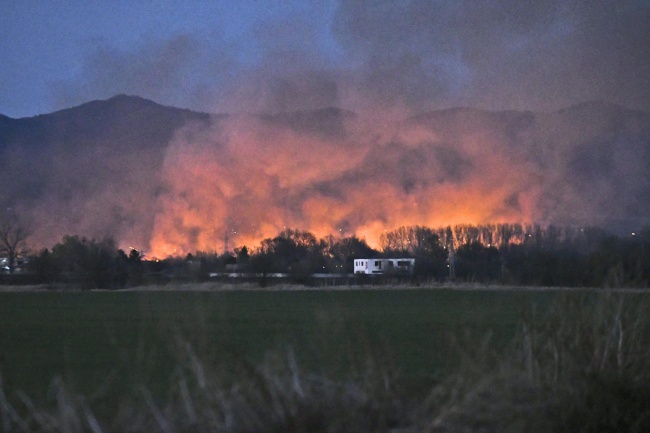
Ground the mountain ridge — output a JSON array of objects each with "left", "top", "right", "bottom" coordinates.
[{"left": 2, "top": 95, "right": 647, "bottom": 122}]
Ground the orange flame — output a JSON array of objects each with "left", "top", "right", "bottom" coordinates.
[{"left": 146, "top": 112, "right": 544, "bottom": 257}]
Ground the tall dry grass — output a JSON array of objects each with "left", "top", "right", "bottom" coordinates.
[{"left": 424, "top": 290, "right": 650, "bottom": 433}]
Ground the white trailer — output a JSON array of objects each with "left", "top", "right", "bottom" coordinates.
[{"left": 354, "top": 258, "right": 414, "bottom": 275}]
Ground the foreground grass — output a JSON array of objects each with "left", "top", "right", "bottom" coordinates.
[{"left": 0, "top": 288, "right": 649, "bottom": 432}]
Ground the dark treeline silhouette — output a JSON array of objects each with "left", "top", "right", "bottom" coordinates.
[{"left": 3, "top": 224, "right": 649, "bottom": 289}]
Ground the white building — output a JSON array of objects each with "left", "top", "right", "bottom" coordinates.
[{"left": 353, "top": 258, "right": 415, "bottom": 275}]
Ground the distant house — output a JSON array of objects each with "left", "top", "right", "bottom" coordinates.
[
  {"left": 354, "top": 258, "right": 415, "bottom": 275},
  {"left": 0, "top": 256, "right": 28, "bottom": 274}
]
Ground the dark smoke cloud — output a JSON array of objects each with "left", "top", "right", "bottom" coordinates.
[
  {"left": 2, "top": 96, "right": 648, "bottom": 256},
  {"left": 332, "top": 0, "right": 650, "bottom": 112},
  {"left": 54, "top": 34, "right": 235, "bottom": 112},
  {"left": 5, "top": 2, "right": 649, "bottom": 256},
  {"left": 51, "top": 1, "right": 649, "bottom": 114},
  {"left": 143, "top": 101, "right": 649, "bottom": 256}
]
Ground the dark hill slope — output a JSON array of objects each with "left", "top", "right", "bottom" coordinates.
[
  {"left": 0, "top": 95, "right": 212, "bottom": 246},
  {"left": 0, "top": 94, "right": 210, "bottom": 152}
]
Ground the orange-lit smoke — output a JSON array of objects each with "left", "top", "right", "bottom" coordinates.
[{"left": 147, "top": 109, "right": 550, "bottom": 257}]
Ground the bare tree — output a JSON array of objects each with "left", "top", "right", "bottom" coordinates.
[{"left": 0, "top": 215, "right": 30, "bottom": 274}]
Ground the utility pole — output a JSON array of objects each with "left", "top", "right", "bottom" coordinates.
[
  {"left": 224, "top": 230, "right": 230, "bottom": 254},
  {"left": 448, "top": 243, "right": 455, "bottom": 281},
  {"left": 445, "top": 226, "right": 455, "bottom": 281}
]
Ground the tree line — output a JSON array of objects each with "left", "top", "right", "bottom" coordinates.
[{"left": 2, "top": 224, "right": 649, "bottom": 289}]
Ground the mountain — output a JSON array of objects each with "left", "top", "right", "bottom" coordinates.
[
  {"left": 1, "top": 96, "right": 648, "bottom": 256},
  {"left": 0, "top": 95, "right": 211, "bottom": 248}
]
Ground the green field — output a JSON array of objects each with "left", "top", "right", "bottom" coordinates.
[
  {"left": 1, "top": 286, "right": 649, "bottom": 432},
  {"left": 0, "top": 288, "right": 545, "bottom": 396}
]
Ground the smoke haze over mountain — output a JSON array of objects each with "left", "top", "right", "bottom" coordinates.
[
  {"left": 1, "top": 1, "right": 649, "bottom": 255},
  {"left": 2, "top": 1, "right": 649, "bottom": 117},
  {"left": 1, "top": 96, "right": 648, "bottom": 256}
]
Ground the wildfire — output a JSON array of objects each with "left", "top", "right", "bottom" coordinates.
[
  {"left": 12, "top": 102, "right": 638, "bottom": 259},
  {"left": 145, "top": 113, "right": 541, "bottom": 257}
]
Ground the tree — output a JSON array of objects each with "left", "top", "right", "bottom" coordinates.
[
  {"left": 328, "top": 236, "right": 377, "bottom": 273},
  {"left": 380, "top": 226, "right": 447, "bottom": 279},
  {"left": 0, "top": 215, "right": 30, "bottom": 274},
  {"left": 51, "top": 235, "right": 120, "bottom": 289},
  {"left": 127, "top": 248, "right": 145, "bottom": 286},
  {"left": 258, "top": 229, "right": 323, "bottom": 273},
  {"left": 381, "top": 225, "right": 442, "bottom": 256},
  {"left": 28, "top": 248, "right": 60, "bottom": 282},
  {"left": 456, "top": 241, "right": 501, "bottom": 281},
  {"left": 248, "top": 250, "right": 274, "bottom": 286},
  {"left": 235, "top": 246, "right": 250, "bottom": 266}
]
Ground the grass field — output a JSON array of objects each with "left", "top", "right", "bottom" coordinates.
[
  {"left": 0, "top": 287, "right": 535, "bottom": 396},
  {"left": 0, "top": 285, "right": 648, "bottom": 432}
]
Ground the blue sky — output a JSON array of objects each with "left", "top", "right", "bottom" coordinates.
[{"left": 1, "top": 0, "right": 649, "bottom": 118}]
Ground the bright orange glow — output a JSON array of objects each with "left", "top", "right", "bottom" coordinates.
[{"left": 145, "top": 112, "right": 548, "bottom": 257}]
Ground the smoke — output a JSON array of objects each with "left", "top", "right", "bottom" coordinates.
[
  {"left": 47, "top": 1, "right": 650, "bottom": 116},
  {"left": 2, "top": 97, "right": 647, "bottom": 257},
  {"left": 331, "top": 0, "right": 650, "bottom": 112},
  {"left": 53, "top": 34, "right": 235, "bottom": 112},
  {"left": 144, "top": 102, "right": 649, "bottom": 257},
  {"left": 148, "top": 110, "right": 370, "bottom": 256},
  {"left": 3, "top": 1, "right": 650, "bottom": 256}
]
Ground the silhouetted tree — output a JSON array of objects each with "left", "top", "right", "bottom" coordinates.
[
  {"left": 50, "top": 236, "right": 120, "bottom": 289},
  {"left": 328, "top": 236, "right": 377, "bottom": 273},
  {"left": 258, "top": 229, "right": 325, "bottom": 274},
  {"left": 0, "top": 215, "right": 30, "bottom": 274},
  {"left": 456, "top": 241, "right": 501, "bottom": 281},
  {"left": 249, "top": 250, "right": 274, "bottom": 286},
  {"left": 127, "top": 248, "right": 145, "bottom": 286},
  {"left": 235, "top": 246, "right": 250, "bottom": 269},
  {"left": 381, "top": 226, "right": 441, "bottom": 256},
  {"left": 115, "top": 249, "right": 130, "bottom": 287},
  {"left": 380, "top": 226, "right": 447, "bottom": 279},
  {"left": 28, "top": 248, "right": 60, "bottom": 283}
]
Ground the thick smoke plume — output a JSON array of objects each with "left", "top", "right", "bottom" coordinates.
[
  {"left": 1, "top": 0, "right": 649, "bottom": 256},
  {"left": 145, "top": 103, "right": 649, "bottom": 257},
  {"left": 40, "top": 0, "right": 650, "bottom": 118},
  {"left": 0, "top": 97, "right": 648, "bottom": 257}
]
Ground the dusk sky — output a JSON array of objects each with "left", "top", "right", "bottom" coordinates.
[{"left": 2, "top": 0, "right": 649, "bottom": 119}]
